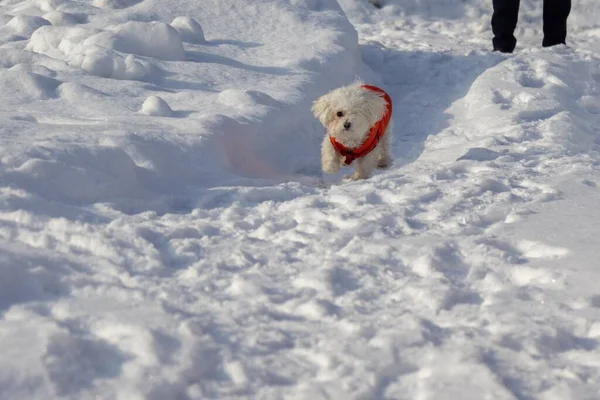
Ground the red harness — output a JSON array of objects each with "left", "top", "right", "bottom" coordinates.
[{"left": 329, "top": 84, "right": 392, "bottom": 165}]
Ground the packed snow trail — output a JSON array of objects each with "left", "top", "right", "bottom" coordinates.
[{"left": 2, "top": 0, "right": 600, "bottom": 399}]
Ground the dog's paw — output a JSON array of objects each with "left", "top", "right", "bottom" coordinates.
[
  {"left": 344, "top": 171, "right": 368, "bottom": 180},
  {"left": 377, "top": 158, "right": 393, "bottom": 169}
]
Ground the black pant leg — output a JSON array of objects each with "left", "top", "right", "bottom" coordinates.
[
  {"left": 492, "top": 0, "right": 521, "bottom": 53},
  {"left": 542, "top": 0, "right": 571, "bottom": 47}
]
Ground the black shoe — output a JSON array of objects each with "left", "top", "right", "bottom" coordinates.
[
  {"left": 493, "top": 35, "right": 517, "bottom": 53},
  {"left": 493, "top": 47, "right": 514, "bottom": 54},
  {"left": 542, "top": 37, "right": 566, "bottom": 48}
]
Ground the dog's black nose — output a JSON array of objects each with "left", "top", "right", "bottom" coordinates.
[{"left": 343, "top": 121, "right": 351, "bottom": 130}]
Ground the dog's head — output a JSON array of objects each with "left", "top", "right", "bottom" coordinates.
[{"left": 312, "top": 83, "right": 387, "bottom": 143}]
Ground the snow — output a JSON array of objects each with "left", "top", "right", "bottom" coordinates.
[
  {"left": 110, "top": 21, "right": 186, "bottom": 62},
  {"left": 171, "top": 17, "right": 206, "bottom": 44},
  {"left": 140, "top": 95, "right": 174, "bottom": 117},
  {"left": 1, "top": 0, "right": 600, "bottom": 399},
  {"left": 5, "top": 15, "right": 51, "bottom": 37}
]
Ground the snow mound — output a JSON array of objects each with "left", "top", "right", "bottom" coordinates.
[
  {"left": 13, "top": 145, "right": 144, "bottom": 205},
  {"left": 0, "top": 69, "right": 60, "bottom": 105},
  {"left": 110, "top": 21, "right": 186, "bottom": 61},
  {"left": 81, "top": 52, "right": 148, "bottom": 80},
  {"left": 455, "top": 49, "right": 600, "bottom": 154},
  {"left": 34, "top": 0, "right": 66, "bottom": 12},
  {"left": 42, "top": 11, "right": 85, "bottom": 26},
  {"left": 93, "top": 0, "right": 142, "bottom": 9},
  {"left": 140, "top": 96, "right": 174, "bottom": 117},
  {"left": 27, "top": 26, "right": 151, "bottom": 80},
  {"left": 218, "top": 89, "right": 280, "bottom": 115},
  {"left": 26, "top": 21, "right": 184, "bottom": 78},
  {"left": 171, "top": 16, "right": 205, "bottom": 44},
  {"left": 6, "top": 15, "right": 50, "bottom": 37},
  {"left": 56, "top": 81, "right": 107, "bottom": 102},
  {"left": 7, "top": 62, "right": 56, "bottom": 77}
]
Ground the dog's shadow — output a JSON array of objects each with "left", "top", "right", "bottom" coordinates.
[{"left": 358, "top": 44, "right": 505, "bottom": 168}]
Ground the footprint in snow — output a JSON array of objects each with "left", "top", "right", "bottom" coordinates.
[
  {"left": 492, "top": 89, "right": 513, "bottom": 110},
  {"left": 517, "top": 73, "right": 545, "bottom": 89},
  {"left": 579, "top": 96, "right": 600, "bottom": 115}
]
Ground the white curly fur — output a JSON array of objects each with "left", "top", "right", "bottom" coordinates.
[{"left": 312, "top": 82, "right": 393, "bottom": 180}]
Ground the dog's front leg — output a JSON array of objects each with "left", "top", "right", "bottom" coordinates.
[
  {"left": 321, "top": 137, "right": 342, "bottom": 174},
  {"left": 348, "top": 150, "right": 379, "bottom": 180},
  {"left": 377, "top": 122, "right": 393, "bottom": 169}
]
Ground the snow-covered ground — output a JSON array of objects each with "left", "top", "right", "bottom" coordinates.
[{"left": 1, "top": 0, "right": 600, "bottom": 398}]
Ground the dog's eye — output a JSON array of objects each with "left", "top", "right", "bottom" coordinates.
[{"left": 336, "top": 111, "right": 344, "bottom": 117}]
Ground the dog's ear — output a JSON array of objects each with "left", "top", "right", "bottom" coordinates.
[
  {"left": 363, "top": 90, "right": 387, "bottom": 125},
  {"left": 312, "top": 93, "right": 335, "bottom": 127}
]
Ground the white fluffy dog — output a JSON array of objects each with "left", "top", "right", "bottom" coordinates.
[{"left": 312, "top": 82, "right": 393, "bottom": 180}]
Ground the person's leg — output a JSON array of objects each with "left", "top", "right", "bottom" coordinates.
[
  {"left": 542, "top": 0, "right": 571, "bottom": 47},
  {"left": 492, "top": 0, "right": 520, "bottom": 53}
]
